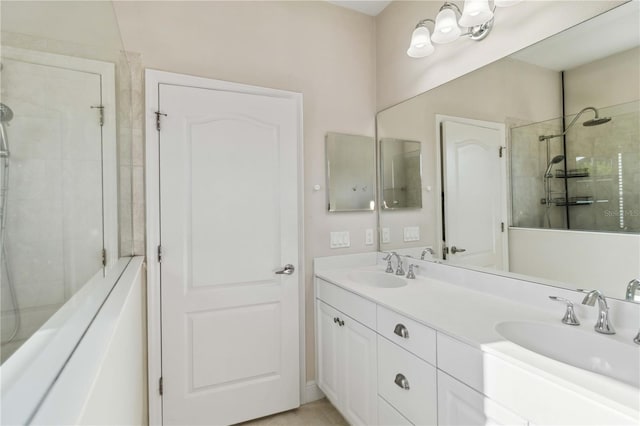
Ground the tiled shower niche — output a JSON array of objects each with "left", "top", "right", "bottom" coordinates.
[{"left": 510, "top": 101, "right": 640, "bottom": 233}]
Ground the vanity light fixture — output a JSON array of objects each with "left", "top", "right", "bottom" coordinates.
[{"left": 407, "top": 0, "right": 522, "bottom": 58}]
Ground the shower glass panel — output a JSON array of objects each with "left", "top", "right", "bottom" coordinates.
[
  {"left": 511, "top": 101, "right": 640, "bottom": 233},
  {"left": 0, "top": 1, "right": 133, "bottom": 368}
]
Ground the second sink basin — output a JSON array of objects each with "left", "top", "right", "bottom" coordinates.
[
  {"left": 347, "top": 270, "right": 407, "bottom": 288},
  {"left": 496, "top": 321, "right": 640, "bottom": 388}
]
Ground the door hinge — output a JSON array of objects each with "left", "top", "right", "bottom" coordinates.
[
  {"left": 101, "top": 248, "right": 107, "bottom": 267},
  {"left": 499, "top": 146, "right": 506, "bottom": 158},
  {"left": 155, "top": 111, "right": 167, "bottom": 131},
  {"left": 159, "top": 377, "right": 163, "bottom": 395},
  {"left": 501, "top": 222, "right": 505, "bottom": 233},
  {"left": 157, "top": 245, "right": 162, "bottom": 263},
  {"left": 91, "top": 105, "right": 105, "bottom": 127}
]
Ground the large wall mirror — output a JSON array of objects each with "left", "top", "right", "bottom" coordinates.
[{"left": 377, "top": 1, "right": 640, "bottom": 301}]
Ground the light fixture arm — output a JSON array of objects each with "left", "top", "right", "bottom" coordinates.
[{"left": 415, "top": 18, "right": 435, "bottom": 30}]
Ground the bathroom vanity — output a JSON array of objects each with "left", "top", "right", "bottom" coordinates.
[{"left": 314, "top": 253, "right": 640, "bottom": 426}]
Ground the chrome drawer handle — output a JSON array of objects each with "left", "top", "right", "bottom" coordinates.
[
  {"left": 394, "top": 373, "right": 410, "bottom": 390},
  {"left": 394, "top": 323, "right": 409, "bottom": 339}
]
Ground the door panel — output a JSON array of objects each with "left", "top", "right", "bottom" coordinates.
[
  {"left": 442, "top": 120, "right": 507, "bottom": 270},
  {"left": 159, "top": 83, "right": 300, "bottom": 425},
  {"left": 317, "top": 301, "right": 341, "bottom": 405}
]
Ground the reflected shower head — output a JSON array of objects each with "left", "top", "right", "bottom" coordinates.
[
  {"left": 544, "top": 155, "right": 565, "bottom": 178},
  {"left": 538, "top": 106, "right": 611, "bottom": 141},
  {"left": 0, "top": 103, "right": 13, "bottom": 157},
  {"left": 0, "top": 103, "right": 13, "bottom": 122},
  {"left": 583, "top": 116, "right": 611, "bottom": 126}
]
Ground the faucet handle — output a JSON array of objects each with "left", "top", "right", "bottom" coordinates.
[
  {"left": 406, "top": 264, "right": 419, "bottom": 279},
  {"left": 549, "top": 296, "right": 580, "bottom": 326},
  {"left": 395, "top": 256, "right": 405, "bottom": 276}
]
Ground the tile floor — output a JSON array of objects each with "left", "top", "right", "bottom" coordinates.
[{"left": 238, "top": 399, "right": 348, "bottom": 426}]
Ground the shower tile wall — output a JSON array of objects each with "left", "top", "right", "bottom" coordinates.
[
  {"left": 566, "top": 102, "right": 640, "bottom": 232},
  {"left": 0, "top": 55, "right": 104, "bottom": 357},
  {"left": 510, "top": 118, "right": 566, "bottom": 228}
]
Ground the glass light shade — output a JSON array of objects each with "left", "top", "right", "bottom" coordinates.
[
  {"left": 458, "top": 0, "right": 494, "bottom": 27},
  {"left": 432, "top": 8, "right": 462, "bottom": 44},
  {"left": 494, "top": 0, "right": 522, "bottom": 6},
  {"left": 407, "top": 26, "right": 435, "bottom": 58}
]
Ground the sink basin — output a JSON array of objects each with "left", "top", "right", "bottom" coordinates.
[
  {"left": 496, "top": 321, "right": 640, "bottom": 388},
  {"left": 347, "top": 270, "right": 407, "bottom": 288}
]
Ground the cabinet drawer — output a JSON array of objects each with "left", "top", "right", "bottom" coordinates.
[
  {"left": 378, "top": 397, "right": 413, "bottom": 426},
  {"left": 316, "top": 278, "right": 376, "bottom": 329},
  {"left": 437, "top": 332, "right": 484, "bottom": 393},
  {"left": 377, "top": 336, "right": 437, "bottom": 426},
  {"left": 377, "top": 305, "right": 436, "bottom": 365}
]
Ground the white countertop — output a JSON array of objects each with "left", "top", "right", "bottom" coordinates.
[{"left": 315, "top": 260, "right": 640, "bottom": 422}]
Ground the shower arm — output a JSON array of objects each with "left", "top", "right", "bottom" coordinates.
[{"left": 538, "top": 107, "right": 598, "bottom": 141}]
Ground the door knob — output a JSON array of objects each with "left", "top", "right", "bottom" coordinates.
[
  {"left": 275, "top": 264, "right": 295, "bottom": 275},
  {"left": 450, "top": 246, "right": 466, "bottom": 254}
]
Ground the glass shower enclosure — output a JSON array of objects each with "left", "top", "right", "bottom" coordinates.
[{"left": 510, "top": 100, "right": 640, "bottom": 233}]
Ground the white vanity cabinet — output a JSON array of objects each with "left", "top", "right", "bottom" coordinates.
[
  {"left": 316, "top": 280, "right": 378, "bottom": 426},
  {"left": 438, "top": 371, "right": 527, "bottom": 426}
]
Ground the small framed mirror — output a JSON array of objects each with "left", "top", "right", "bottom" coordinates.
[
  {"left": 380, "top": 138, "right": 423, "bottom": 209},
  {"left": 326, "top": 132, "right": 375, "bottom": 212}
]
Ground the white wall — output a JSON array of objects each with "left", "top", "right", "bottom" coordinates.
[
  {"left": 112, "top": 0, "right": 377, "bottom": 383},
  {"left": 375, "top": 0, "right": 624, "bottom": 110},
  {"left": 30, "top": 257, "right": 147, "bottom": 425},
  {"left": 509, "top": 228, "right": 640, "bottom": 298}
]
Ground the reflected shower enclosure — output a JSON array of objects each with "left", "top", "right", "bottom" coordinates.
[{"left": 511, "top": 101, "right": 640, "bottom": 233}]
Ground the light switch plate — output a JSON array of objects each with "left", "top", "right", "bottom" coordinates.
[
  {"left": 330, "top": 231, "right": 350, "bottom": 248},
  {"left": 365, "top": 229, "right": 374, "bottom": 245},
  {"left": 382, "top": 228, "right": 391, "bottom": 244},
  {"left": 404, "top": 226, "right": 420, "bottom": 242}
]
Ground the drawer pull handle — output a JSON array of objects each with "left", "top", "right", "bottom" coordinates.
[
  {"left": 394, "top": 373, "right": 410, "bottom": 390},
  {"left": 394, "top": 323, "right": 409, "bottom": 339}
]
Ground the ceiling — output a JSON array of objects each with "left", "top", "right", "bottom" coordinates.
[
  {"left": 511, "top": 1, "right": 640, "bottom": 71},
  {"left": 327, "top": 1, "right": 392, "bottom": 16}
]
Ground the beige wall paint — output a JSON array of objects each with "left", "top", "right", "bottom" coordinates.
[
  {"left": 375, "top": 0, "right": 624, "bottom": 111},
  {"left": 112, "top": 0, "right": 377, "bottom": 383},
  {"left": 564, "top": 46, "right": 640, "bottom": 114},
  {"left": 377, "top": 57, "right": 562, "bottom": 253}
]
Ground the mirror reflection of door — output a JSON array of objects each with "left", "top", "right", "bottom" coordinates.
[{"left": 438, "top": 116, "right": 508, "bottom": 270}]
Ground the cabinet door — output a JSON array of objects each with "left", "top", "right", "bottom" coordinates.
[
  {"left": 316, "top": 301, "right": 341, "bottom": 406},
  {"left": 341, "top": 313, "right": 378, "bottom": 426},
  {"left": 437, "top": 371, "right": 527, "bottom": 426}
]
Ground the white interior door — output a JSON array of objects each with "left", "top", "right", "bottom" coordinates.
[
  {"left": 158, "top": 82, "right": 301, "bottom": 425},
  {"left": 441, "top": 119, "right": 507, "bottom": 270}
]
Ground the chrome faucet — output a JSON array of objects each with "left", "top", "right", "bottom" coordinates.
[
  {"left": 420, "top": 247, "right": 435, "bottom": 260},
  {"left": 625, "top": 278, "right": 640, "bottom": 302},
  {"left": 383, "top": 252, "right": 403, "bottom": 275},
  {"left": 580, "top": 289, "right": 615, "bottom": 335},
  {"left": 391, "top": 252, "right": 405, "bottom": 276}
]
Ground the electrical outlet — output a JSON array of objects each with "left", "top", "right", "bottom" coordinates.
[
  {"left": 382, "top": 228, "right": 391, "bottom": 244},
  {"left": 365, "top": 229, "right": 374, "bottom": 245}
]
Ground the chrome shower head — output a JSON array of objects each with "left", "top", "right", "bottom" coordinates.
[
  {"left": 544, "top": 155, "right": 564, "bottom": 177},
  {"left": 583, "top": 116, "right": 611, "bottom": 126},
  {"left": 538, "top": 106, "right": 611, "bottom": 141},
  {"left": 0, "top": 103, "right": 13, "bottom": 122}
]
